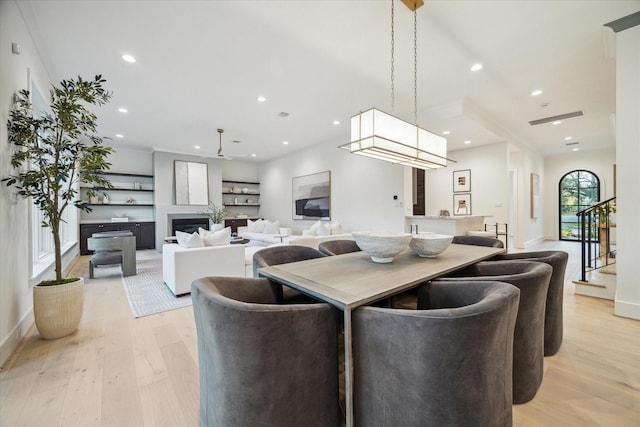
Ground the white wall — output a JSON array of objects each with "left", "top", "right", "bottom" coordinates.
[
  {"left": 425, "top": 142, "right": 510, "bottom": 226},
  {"left": 258, "top": 140, "right": 407, "bottom": 235},
  {"left": 543, "top": 148, "right": 616, "bottom": 240},
  {"left": 614, "top": 24, "right": 640, "bottom": 320},
  {"left": 106, "top": 146, "right": 154, "bottom": 175},
  {"left": 0, "top": 0, "right": 54, "bottom": 365},
  {"left": 508, "top": 145, "right": 546, "bottom": 248}
]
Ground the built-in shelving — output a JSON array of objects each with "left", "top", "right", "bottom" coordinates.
[
  {"left": 222, "top": 180, "right": 260, "bottom": 217},
  {"left": 80, "top": 171, "right": 155, "bottom": 222}
]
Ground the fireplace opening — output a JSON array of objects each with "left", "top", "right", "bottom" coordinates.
[{"left": 172, "top": 218, "right": 209, "bottom": 235}]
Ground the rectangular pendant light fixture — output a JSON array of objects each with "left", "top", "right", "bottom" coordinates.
[{"left": 339, "top": 108, "right": 451, "bottom": 170}]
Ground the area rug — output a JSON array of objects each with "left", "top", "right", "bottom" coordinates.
[{"left": 122, "top": 250, "right": 192, "bottom": 318}]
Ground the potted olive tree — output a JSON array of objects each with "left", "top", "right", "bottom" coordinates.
[{"left": 3, "top": 75, "right": 114, "bottom": 339}]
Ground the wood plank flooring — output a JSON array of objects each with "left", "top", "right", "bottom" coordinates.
[{"left": 1, "top": 242, "right": 638, "bottom": 426}]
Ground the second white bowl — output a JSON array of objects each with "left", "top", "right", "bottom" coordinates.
[
  {"left": 409, "top": 233, "right": 453, "bottom": 258},
  {"left": 352, "top": 231, "right": 412, "bottom": 263}
]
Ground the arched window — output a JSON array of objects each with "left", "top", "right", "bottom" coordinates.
[{"left": 559, "top": 170, "right": 600, "bottom": 240}]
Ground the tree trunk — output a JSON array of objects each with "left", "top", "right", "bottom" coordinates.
[{"left": 52, "top": 222, "right": 62, "bottom": 282}]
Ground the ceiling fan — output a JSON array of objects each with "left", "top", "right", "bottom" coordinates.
[{"left": 216, "top": 128, "right": 248, "bottom": 160}]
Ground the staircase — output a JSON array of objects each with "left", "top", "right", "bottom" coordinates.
[{"left": 573, "top": 197, "right": 616, "bottom": 300}]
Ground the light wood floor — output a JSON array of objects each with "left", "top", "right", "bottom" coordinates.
[{"left": 1, "top": 241, "right": 638, "bottom": 426}]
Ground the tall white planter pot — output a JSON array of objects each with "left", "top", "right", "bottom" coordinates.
[{"left": 33, "top": 278, "right": 84, "bottom": 339}]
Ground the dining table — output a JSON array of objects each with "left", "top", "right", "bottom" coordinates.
[{"left": 258, "top": 242, "right": 505, "bottom": 427}]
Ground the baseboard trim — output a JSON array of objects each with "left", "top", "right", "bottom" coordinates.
[
  {"left": 523, "top": 236, "right": 544, "bottom": 249},
  {"left": 0, "top": 308, "right": 34, "bottom": 368},
  {"left": 614, "top": 299, "right": 640, "bottom": 320}
]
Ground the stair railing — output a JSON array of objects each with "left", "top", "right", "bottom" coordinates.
[{"left": 576, "top": 197, "right": 616, "bottom": 282}]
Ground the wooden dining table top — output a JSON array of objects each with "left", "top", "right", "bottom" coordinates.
[{"left": 258, "top": 243, "right": 505, "bottom": 310}]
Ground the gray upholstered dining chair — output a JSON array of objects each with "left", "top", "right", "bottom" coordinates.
[
  {"left": 452, "top": 234, "right": 505, "bottom": 248},
  {"left": 436, "top": 260, "right": 552, "bottom": 404},
  {"left": 191, "top": 276, "right": 340, "bottom": 427},
  {"left": 253, "top": 245, "right": 327, "bottom": 302},
  {"left": 490, "top": 250, "right": 569, "bottom": 356},
  {"left": 354, "top": 280, "right": 520, "bottom": 426},
  {"left": 318, "top": 239, "right": 361, "bottom": 256},
  {"left": 87, "top": 231, "right": 136, "bottom": 278}
]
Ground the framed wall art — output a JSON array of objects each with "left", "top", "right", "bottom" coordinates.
[
  {"left": 530, "top": 172, "right": 540, "bottom": 218},
  {"left": 453, "top": 169, "right": 471, "bottom": 192},
  {"left": 292, "top": 171, "right": 331, "bottom": 220},
  {"left": 453, "top": 193, "right": 472, "bottom": 216},
  {"left": 174, "top": 160, "right": 209, "bottom": 205}
]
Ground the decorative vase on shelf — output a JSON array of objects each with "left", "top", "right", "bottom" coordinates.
[{"left": 103, "top": 195, "right": 109, "bottom": 204}]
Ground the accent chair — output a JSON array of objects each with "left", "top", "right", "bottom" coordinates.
[
  {"left": 436, "top": 260, "right": 552, "bottom": 404},
  {"left": 354, "top": 280, "right": 520, "bottom": 426},
  {"left": 191, "top": 276, "right": 340, "bottom": 427},
  {"left": 490, "top": 250, "right": 569, "bottom": 356}
]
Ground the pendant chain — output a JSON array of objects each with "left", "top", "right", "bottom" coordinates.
[
  {"left": 414, "top": 8, "right": 418, "bottom": 125},
  {"left": 391, "top": 0, "right": 395, "bottom": 112}
]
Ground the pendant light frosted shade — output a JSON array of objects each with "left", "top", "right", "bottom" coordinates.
[{"left": 340, "top": 108, "right": 449, "bottom": 170}]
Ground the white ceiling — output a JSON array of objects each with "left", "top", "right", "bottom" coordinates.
[{"left": 17, "top": 0, "right": 640, "bottom": 162}]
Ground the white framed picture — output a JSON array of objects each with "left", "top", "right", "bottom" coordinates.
[
  {"left": 453, "top": 169, "right": 471, "bottom": 192},
  {"left": 453, "top": 193, "right": 472, "bottom": 216}
]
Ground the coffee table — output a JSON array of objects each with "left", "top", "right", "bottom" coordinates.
[{"left": 230, "top": 238, "right": 250, "bottom": 245}]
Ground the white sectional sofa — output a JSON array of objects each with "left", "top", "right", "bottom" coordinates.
[
  {"left": 238, "top": 219, "right": 353, "bottom": 249},
  {"left": 238, "top": 226, "right": 352, "bottom": 249},
  {"left": 238, "top": 226, "right": 293, "bottom": 246},
  {"left": 283, "top": 233, "right": 353, "bottom": 249},
  {"left": 162, "top": 243, "right": 245, "bottom": 296}
]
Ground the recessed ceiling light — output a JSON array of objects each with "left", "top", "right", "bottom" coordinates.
[
  {"left": 552, "top": 120, "right": 562, "bottom": 125},
  {"left": 194, "top": 145, "right": 200, "bottom": 149},
  {"left": 464, "top": 140, "right": 471, "bottom": 144},
  {"left": 564, "top": 136, "right": 572, "bottom": 140},
  {"left": 333, "top": 120, "right": 340, "bottom": 125},
  {"left": 121, "top": 54, "right": 136, "bottom": 63},
  {"left": 442, "top": 130, "right": 450, "bottom": 135},
  {"left": 251, "top": 154, "right": 257, "bottom": 157},
  {"left": 573, "top": 148, "right": 580, "bottom": 151},
  {"left": 282, "top": 141, "right": 289, "bottom": 145},
  {"left": 118, "top": 107, "right": 128, "bottom": 113},
  {"left": 257, "top": 96, "right": 266, "bottom": 103},
  {"left": 531, "top": 90, "right": 543, "bottom": 96},
  {"left": 115, "top": 134, "right": 124, "bottom": 138},
  {"left": 470, "top": 63, "right": 483, "bottom": 72}
]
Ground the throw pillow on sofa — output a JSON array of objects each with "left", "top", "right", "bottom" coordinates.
[
  {"left": 309, "top": 220, "right": 329, "bottom": 236},
  {"left": 248, "top": 219, "right": 266, "bottom": 233},
  {"left": 264, "top": 220, "right": 280, "bottom": 234},
  {"left": 176, "top": 230, "right": 204, "bottom": 248},
  {"left": 199, "top": 226, "right": 231, "bottom": 246}
]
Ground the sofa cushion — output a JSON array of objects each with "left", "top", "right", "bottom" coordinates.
[
  {"left": 199, "top": 226, "right": 231, "bottom": 247},
  {"left": 176, "top": 230, "right": 204, "bottom": 248},
  {"left": 248, "top": 219, "right": 267, "bottom": 233},
  {"left": 264, "top": 220, "right": 280, "bottom": 234},
  {"left": 309, "top": 220, "right": 329, "bottom": 236}
]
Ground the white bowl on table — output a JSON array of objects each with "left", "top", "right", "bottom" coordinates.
[
  {"left": 409, "top": 233, "right": 453, "bottom": 258},
  {"left": 352, "top": 231, "right": 412, "bottom": 263}
]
